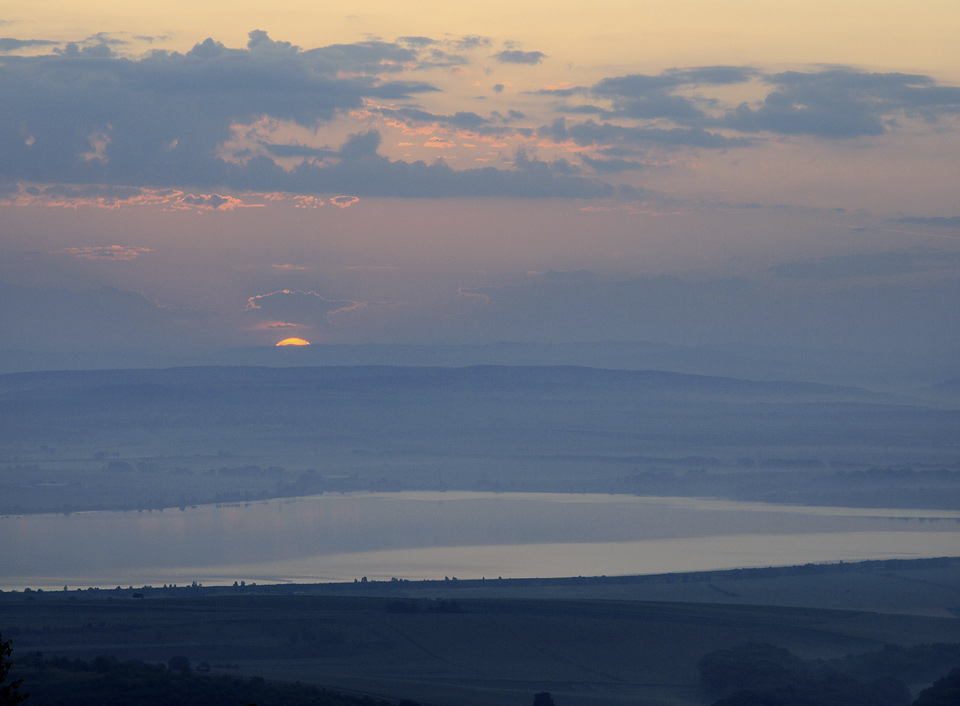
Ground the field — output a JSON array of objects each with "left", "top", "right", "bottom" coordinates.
[{"left": 3, "top": 560, "right": 960, "bottom": 706}]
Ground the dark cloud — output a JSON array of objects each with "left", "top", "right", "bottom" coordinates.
[
  {"left": 593, "top": 66, "right": 756, "bottom": 96},
  {"left": 893, "top": 216, "right": 960, "bottom": 228},
  {"left": 542, "top": 118, "right": 749, "bottom": 149},
  {"left": 0, "top": 27, "right": 619, "bottom": 201},
  {"left": 533, "top": 86, "right": 589, "bottom": 97},
  {"left": 569, "top": 65, "right": 960, "bottom": 140},
  {"left": 561, "top": 105, "right": 606, "bottom": 115},
  {"left": 7, "top": 36, "right": 956, "bottom": 201},
  {"left": 396, "top": 36, "right": 436, "bottom": 48},
  {"left": 301, "top": 38, "right": 421, "bottom": 74},
  {"left": 380, "top": 107, "right": 488, "bottom": 130},
  {"left": 337, "top": 130, "right": 382, "bottom": 160},
  {"left": 177, "top": 193, "right": 237, "bottom": 209},
  {"left": 609, "top": 93, "right": 704, "bottom": 120},
  {"left": 492, "top": 83, "right": 505, "bottom": 93},
  {"left": 262, "top": 143, "right": 336, "bottom": 158},
  {"left": 513, "top": 148, "right": 581, "bottom": 176},
  {"left": 589, "top": 66, "right": 757, "bottom": 120},
  {"left": 488, "top": 109, "right": 525, "bottom": 124},
  {"left": 0, "top": 37, "right": 59, "bottom": 52},
  {"left": 83, "top": 32, "right": 128, "bottom": 47},
  {"left": 718, "top": 69, "right": 960, "bottom": 138},
  {"left": 0, "top": 31, "right": 438, "bottom": 188},
  {"left": 448, "top": 35, "right": 490, "bottom": 50},
  {"left": 581, "top": 155, "right": 650, "bottom": 173},
  {"left": 770, "top": 249, "right": 960, "bottom": 280},
  {"left": 415, "top": 48, "right": 469, "bottom": 68},
  {"left": 22, "top": 184, "right": 150, "bottom": 201},
  {"left": 493, "top": 49, "right": 546, "bottom": 65}
]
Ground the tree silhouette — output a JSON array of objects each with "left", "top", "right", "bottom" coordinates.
[
  {"left": 0, "top": 631, "right": 28, "bottom": 706},
  {"left": 532, "top": 692, "right": 555, "bottom": 706}
]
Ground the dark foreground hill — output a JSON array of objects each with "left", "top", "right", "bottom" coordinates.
[{"left": 4, "top": 567, "right": 960, "bottom": 706}]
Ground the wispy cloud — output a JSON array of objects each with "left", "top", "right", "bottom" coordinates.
[{"left": 892, "top": 216, "right": 960, "bottom": 228}]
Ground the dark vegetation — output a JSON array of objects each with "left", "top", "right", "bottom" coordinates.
[
  {"left": 913, "top": 667, "right": 960, "bottom": 706},
  {"left": 1, "top": 632, "right": 27, "bottom": 706},
  {"left": 4, "top": 579, "right": 960, "bottom": 706},
  {"left": 9, "top": 654, "right": 398, "bottom": 706},
  {"left": 1, "top": 366, "right": 959, "bottom": 514},
  {"left": 699, "top": 642, "right": 960, "bottom": 706}
]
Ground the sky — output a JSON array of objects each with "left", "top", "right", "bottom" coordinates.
[{"left": 1, "top": 1, "right": 959, "bottom": 372}]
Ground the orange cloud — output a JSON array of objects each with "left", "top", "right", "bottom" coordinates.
[
  {"left": 252, "top": 320, "right": 305, "bottom": 330},
  {"left": 331, "top": 195, "right": 359, "bottom": 208},
  {"left": 54, "top": 245, "right": 153, "bottom": 261},
  {"left": 292, "top": 195, "right": 324, "bottom": 209},
  {"left": 175, "top": 193, "right": 249, "bottom": 210},
  {"left": 4, "top": 185, "right": 260, "bottom": 211}
]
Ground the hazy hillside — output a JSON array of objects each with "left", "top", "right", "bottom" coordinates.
[
  {"left": 1, "top": 365, "right": 958, "bottom": 514},
  {"left": 3, "top": 340, "right": 958, "bottom": 388}
]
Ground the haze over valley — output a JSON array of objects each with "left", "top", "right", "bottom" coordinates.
[
  {"left": 2, "top": 364, "right": 959, "bottom": 516},
  {"left": 3, "top": 2, "right": 960, "bottom": 705}
]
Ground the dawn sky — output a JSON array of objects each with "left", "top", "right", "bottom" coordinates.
[{"left": 1, "top": 1, "right": 959, "bottom": 360}]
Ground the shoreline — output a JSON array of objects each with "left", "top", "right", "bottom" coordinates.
[{"left": 4, "top": 554, "right": 958, "bottom": 600}]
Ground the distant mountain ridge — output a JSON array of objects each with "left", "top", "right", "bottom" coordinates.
[
  {"left": 0, "top": 364, "right": 878, "bottom": 402},
  {"left": 2, "top": 339, "right": 958, "bottom": 389}
]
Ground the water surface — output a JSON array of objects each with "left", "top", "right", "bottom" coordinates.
[{"left": 3, "top": 492, "right": 959, "bottom": 590}]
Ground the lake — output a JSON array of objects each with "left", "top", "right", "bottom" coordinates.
[{"left": 3, "top": 491, "right": 960, "bottom": 590}]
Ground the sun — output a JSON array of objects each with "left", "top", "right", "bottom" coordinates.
[{"left": 275, "top": 337, "right": 311, "bottom": 346}]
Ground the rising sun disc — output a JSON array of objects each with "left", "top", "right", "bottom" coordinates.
[{"left": 276, "top": 337, "right": 311, "bottom": 347}]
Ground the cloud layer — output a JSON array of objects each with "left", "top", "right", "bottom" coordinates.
[{"left": 1, "top": 31, "right": 959, "bottom": 199}]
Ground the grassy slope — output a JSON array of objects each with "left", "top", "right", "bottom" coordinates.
[{"left": 4, "top": 582, "right": 959, "bottom": 706}]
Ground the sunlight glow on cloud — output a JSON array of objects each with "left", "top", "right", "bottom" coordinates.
[
  {"left": 457, "top": 287, "right": 491, "bottom": 303},
  {"left": 4, "top": 28, "right": 955, "bottom": 203},
  {"left": 2, "top": 185, "right": 259, "bottom": 211},
  {"left": 176, "top": 193, "right": 251, "bottom": 210},
  {"left": 331, "top": 195, "right": 359, "bottom": 208},
  {"left": 293, "top": 195, "right": 324, "bottom": 208},
  {"left": 81, "top": 131, "right": 111, "bottom": 163},
  {"left": 245, "top": 289, "right": 362, "bottom": 318},
  {"left": 54, "top": 245, "right": 153, "bottom": 260}
]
